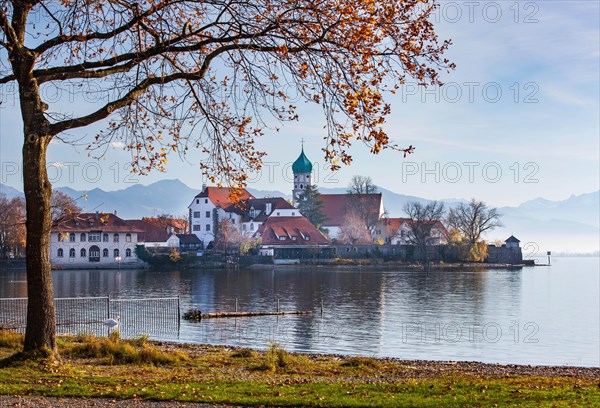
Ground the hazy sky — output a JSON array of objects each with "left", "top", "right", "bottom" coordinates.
[{"left": 1, "top": 1, "right": 598, "bottom": 207}]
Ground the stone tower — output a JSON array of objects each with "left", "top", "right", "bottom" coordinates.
[{"left": 292, "top": 147, "right": 313, "bottom": 202}]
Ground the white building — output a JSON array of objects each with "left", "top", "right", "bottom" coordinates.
[
  {"left": 188, "top": 185, "right": 305, "bottom": 247},
  {"left": 50, "top": 212, "right": 142, "bottom": 267},
  {"left": 188, "top": 186, "right": 254, "bottom": 245}
]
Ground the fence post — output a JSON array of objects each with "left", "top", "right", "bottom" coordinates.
[
  {"left": 177, "top": 296, "right": 181, "bottom": 332},
  {"left": 106, "top": 296, "right": 110, "bottom": 319}
]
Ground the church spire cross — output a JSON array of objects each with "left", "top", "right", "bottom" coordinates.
[{"left": 301, "top": 138, "right": 305, "bottom": 149}]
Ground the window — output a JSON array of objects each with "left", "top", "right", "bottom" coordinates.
[
  {"left": 205, "top": 224, "right": 210, "bottom": 231},
  {"left": 376, "top": 230, "right": 381, "bottom": 235},
  {"left": 295, "top": 184, "right": 297, "bottom": 189},
  {"left": 113, "top": 233, "right": 119, "bottom": 242},
  {"left": 89, "top": 232, "right": 101, "bottom": 242},
  {"left": 300, "top": 184, "right": 303, "bottom": 189},
  {"left": 80, "top": 248, "right": 86, "bottom": 257},
  {"left": 69, "top": 248, "right": 75, "bottom": 258},
  {"left": 291, "top": 236, "right": 297, "bottom": 241},
  {"left": 205, "top": 211, "right": 210, "bottom": 218},
  {"left": 114, "top": 249, "right": 120, "bottom": 258},
  {"left": 80, "top": 233, "right": 86, "bottom": 242},
  {"left": 306, "top": 235, "right": 310, "bottom": 241},
  {"left": 193, "top": 224, "right": 200, "bottom": 231},
  {"left": 250, "top": 223, "right": 254, "bottom": 231},
  {"left": 279, "top": 236, "right": 285, "bottom": 241},
  {"left": 277, "top": 212, "right": 280, "bottom": 216},
  {"left": 125, "top": 233, "right": 132, "bottom": 242},
  {"left": 242, "top": 224, "right": 247, "bottom": 231},
  {"left": 103, "top": 248, "right": 109, "bottom": 257},
  {"left": 57, "top": 248, "right": 64, "bottom": 257},
  {"left": 292, "top": 212, "right": 295, "bottom": 216},
  {"left": 193, "top": 211, "right": 200, "bottom": 218},
  {"left": 231, "top": 219, "right": 235, "bottom": 224},
  {"left": 205, "top": 199, "right": 208, "bottom": 204},
  {"left": 102, "top": 233, "right": 108, "bottom": 242},
  {"left": 126, "top": 248, "right": 132, "bottom": 257},
  {"left": 69, "top": 234, "right": 76, "bottom": 242},
  {"left": 196, "top": 199, "right": 199, "bottom": 204},
  {"left": 89, "top": 246, "right": 100, "bottom": 258}
]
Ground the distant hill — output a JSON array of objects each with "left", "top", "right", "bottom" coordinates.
[
  {"left": 0, "top": 183, "right": 22, "bottom": 200},
  {"left": 2, "top": 181, "right": 598, "bottom": 253}
]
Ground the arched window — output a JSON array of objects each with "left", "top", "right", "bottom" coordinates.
[
  {"left": 80, "top": 233, "right": 86, "bottom": 242},
  {"left": 250, "top": 223, "right": 254, "bottom": 231},
  {"left": 80, "top": 248, "right": 86, "bottom": 257},
  {"left": 114, "top": 249, "right": 120, "bottom": 258},
  {"left": 69, "top": 248, "right": 76, "bottom": 258},
  {"left": 125, "top": 233, "right": 132, "bottom": 242},
  {"left": 103, "top": 248, "right": 109, "bottom": 257},
  {"left": 89, "top": 245, "right": 100, "bottom": 262},
  {"left": 113, "top": 233, "right": 119, "bottom": 242},
  {"left": 69, "top": 234, "right": 76, "bottom": 242},
  {"left": 125, "top": 248, "right": 132, "bottom": 257},
  {"left": 57, "top": 248, "right": 64, "bottom": 257},
  {"left": 300, "top": 184, "right": 303, "bottom": 189},
  {"left": 103, "top": 233, "right": 109, "bottom": 242}
]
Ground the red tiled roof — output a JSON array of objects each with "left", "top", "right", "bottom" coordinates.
[
  {"left": 195, "top": 187, "right": 254, "bottom": 214},
  {"left": 382, "top": 218, "right": 448, "bottom": 237},
  {"left": 126, "top": 219, "right": 171, "bottom": 243},
  {"left": 240, "top": 198, "right": 296, "bottom": 222},
  {"left": 382, "top": 217, "right": 412, "bottom": 236},
  {"left": 142, "top": 217, "right": 187, "bottom": 233},
  {"left": 52, "top": 212, "right": 144, "bottom": 233},
  {"left": 247, "top": 197, "right": 295, "bottom": 211},
  {"left": 318, "top": 193, "right": 382, "bottom": 227},
  {"left": 256, "top": 216, "right": 330, "bottom": 246}
]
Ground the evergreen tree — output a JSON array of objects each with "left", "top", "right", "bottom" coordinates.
[{"left": 297, "top": 185, "right": 325, "bottom": 230}]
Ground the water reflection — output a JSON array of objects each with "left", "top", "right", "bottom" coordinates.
[{"left": 1, "top": 259, "right": 598, "bottom": 367}]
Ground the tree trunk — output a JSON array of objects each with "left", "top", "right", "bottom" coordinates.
[{"left": 22, "top": 135, "right": 55, "bottom": 352}]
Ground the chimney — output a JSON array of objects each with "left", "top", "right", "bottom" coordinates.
[{"left": 202, "top": 183, "right": 207, "bottom": 192}]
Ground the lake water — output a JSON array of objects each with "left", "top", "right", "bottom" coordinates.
[{"left": 1, "top": 257, "right": 598, "bottom": 367}]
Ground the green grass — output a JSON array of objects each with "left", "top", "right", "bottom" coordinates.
[{"left": 0, "top": 330, "right": 598, "bottom": 407}]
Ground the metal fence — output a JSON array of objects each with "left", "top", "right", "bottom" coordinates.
[{"left": 0, "top": 296, "right": 180, "bottom": 339}]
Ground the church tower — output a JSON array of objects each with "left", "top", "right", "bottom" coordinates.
[{"left": 292, "top": 146, "right": 313, "bottom": 202}]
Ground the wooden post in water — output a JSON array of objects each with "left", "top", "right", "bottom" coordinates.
[
  {"left": 277, "top": 297, "right": 280, "bottom": 313},
  {"left": 320, "top": 300, "right": 323, "bottom": 316},
  {"left": 235, "top": 297, "right": 238, "bottom": 312}
]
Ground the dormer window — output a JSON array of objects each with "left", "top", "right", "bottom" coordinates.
[
  {"left": 306, "top": 235, "right": 310, "bottom": 241},
  {"left": 291, "top": 236, "right": 297, "bottom": 241},
  {"left": 279, "top": 236, "right": 286, "bottom": 241}
]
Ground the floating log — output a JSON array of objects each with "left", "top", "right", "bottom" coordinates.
[
  {"left": 182, "top": 308, "right": 312, "bottom": 321},
  {"left": 202, "top": 311, "right": 313, "bottom": 319}
]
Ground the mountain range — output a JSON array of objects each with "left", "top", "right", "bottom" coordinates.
[{"left": 1, "top": 180, "right": 598, "bottom": 253}]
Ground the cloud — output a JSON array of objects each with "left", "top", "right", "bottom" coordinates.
[{"left": 110, "top": 141, "right": 126, "bottom": 149}]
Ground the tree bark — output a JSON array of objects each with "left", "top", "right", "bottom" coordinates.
[{"left": 22, "top": 134, "right": 55, "bottom": 352}]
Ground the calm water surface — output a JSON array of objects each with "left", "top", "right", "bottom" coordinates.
[{"left": 1, "top": 257, "right": 598, "bottom": 367}]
